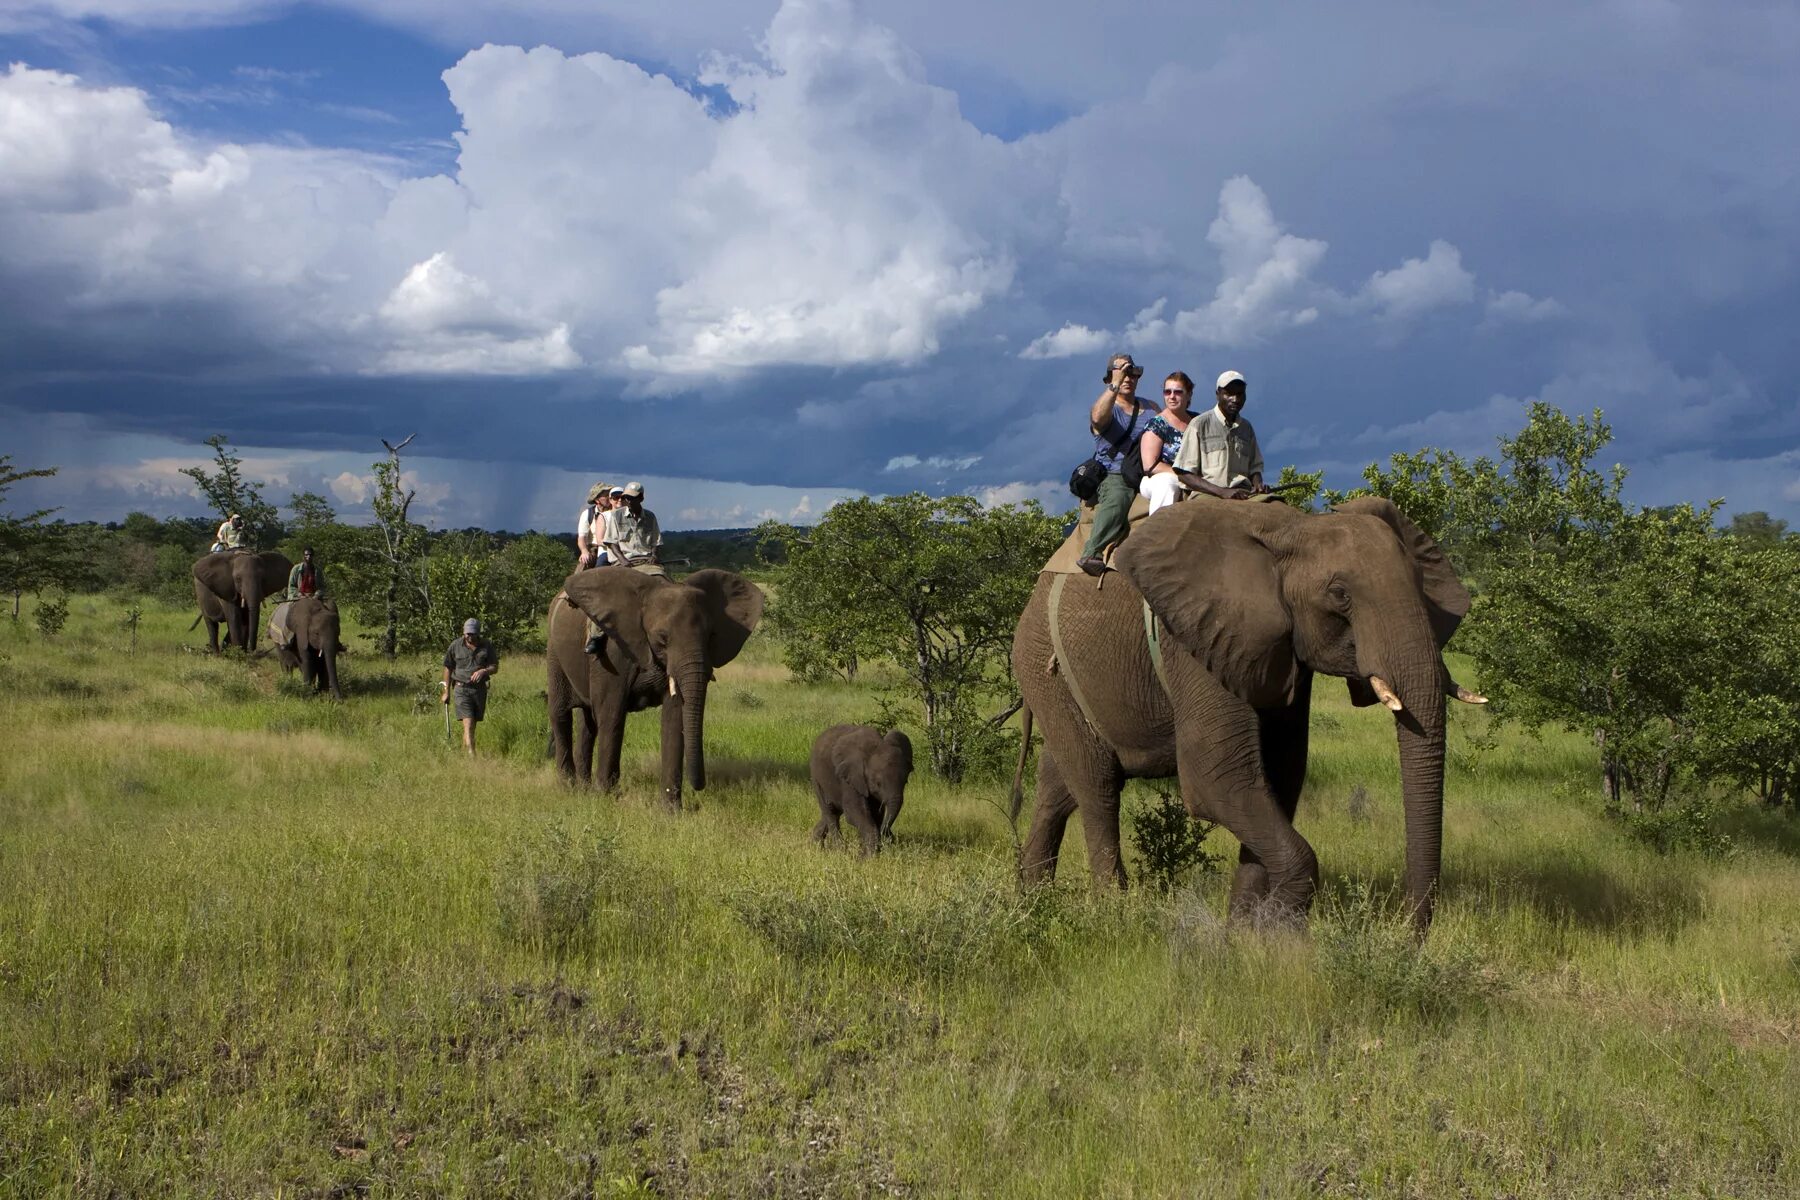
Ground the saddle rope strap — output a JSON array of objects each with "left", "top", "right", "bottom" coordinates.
[{"left": 1047, "top": 573, "right": 1106, "bottom": 734}]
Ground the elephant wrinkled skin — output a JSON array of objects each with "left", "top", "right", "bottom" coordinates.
[
  {"left": 1012, "top": 496, "right": 1472, "bottom": 933},
  {"left": 810, "top": 724, "right": 914, "bottom": 854},
  {"left": 271, "top": 596, "right": 345, "bottom": 699},
  {"left": 192, "top": 550, "right": 292, "bottom": 653},
  {"left": 546, "top": 567, "right": 764, "bottom": 808}
]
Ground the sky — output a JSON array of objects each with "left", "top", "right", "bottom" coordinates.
[{"left": 1, "top": 0, "right": 1796, "bottom": 532}]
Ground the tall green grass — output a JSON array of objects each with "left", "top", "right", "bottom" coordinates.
[{"left": 1, "top": 596, "right": 1796, "bottom": 1197}]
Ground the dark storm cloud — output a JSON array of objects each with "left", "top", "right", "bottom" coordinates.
[{"left": 2, "top": 0, "right": 1797, "bottom": 520}]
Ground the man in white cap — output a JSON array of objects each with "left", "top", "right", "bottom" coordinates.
[
  {"left": 1174, "top": 370, "right": 1268, "bottom": 500},
  {"left": 441, "top": 617, "right": 500, "bottom": 755},
  {"left": 212, "top": 512, "right": 246, "bottom": 552},
  {"left": 602, "top": 481, "right": 663, "bottom": 574}
]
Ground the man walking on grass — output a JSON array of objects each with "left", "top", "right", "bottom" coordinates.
[{"left": 442, "top": 617, "right": 500, "bottom": 756}]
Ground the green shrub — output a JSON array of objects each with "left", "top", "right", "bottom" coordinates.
[
  {"left": 33, "top": 594, "right": 69, "bottom": 637},
  {"left": 1608, "top": 795, "right": 1737, "bottom": 858},
  {"left": 494, "top": 822, "right": 620, "bottom": 961},
  {"left": 1126, "top": 789, "right": 1220, "bottom": 893},
  {"left": 1314, "top": 882, "right": 1502, "bottom": 1021}
]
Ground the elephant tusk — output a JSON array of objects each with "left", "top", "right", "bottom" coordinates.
[
  {"left": 1451, "top": 683, "right": 1488, "bottom": 705},
  {"left": 1368, "top": 676, "right": 1405, "bottom": 713},
  {"left": 668, "top": 675, "right": 678, "bottom": 698}
]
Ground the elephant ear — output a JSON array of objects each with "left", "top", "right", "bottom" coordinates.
[
  {"left": 1329, "top": 497, "right": 1470, "bottom": 649},
  {"left": 883, "top": 729, "right": 914, "bottom": 776},
  {"left": 834, "top": 748, "right": 870, "bottom": 798},
  {"left": 683, "top": 569, "right": 766, "bottom": 667},
  {"left": 1112, "top": 499, "right": 1296, "bottom": 701},
  {"left": 562, "top": 568, "right": 659, "bottom": 669}
]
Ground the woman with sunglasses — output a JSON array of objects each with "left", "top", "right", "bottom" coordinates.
[{"left": 1137, "top": 371, "right": 1197, "bottom": 514}]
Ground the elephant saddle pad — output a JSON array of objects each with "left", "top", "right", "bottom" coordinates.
[
  {"left": 1039, "top": 493, "right": 1153, "bottom": 575},
  {"left": 1040, "top": 492, "right": 1285, "bottom": 575},
  {"left": 268, "top": 601, "right": 296, "bottom": 648}
]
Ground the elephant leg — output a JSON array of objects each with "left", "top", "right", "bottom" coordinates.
[
  {"left": 839, "top": 791, "right": 882, "bottom": 856},
  {"left": 572, "top": 706, "right": 597, "bottom": 785},
  {"left": 658, "top": 693, "right": 684, "bottom": 811},
  {"left": 1020, "top": 749, "right": 1080, "bottom": 885},
  {"left": 1234, "top": 672, "right": 1315, "bottom": 913},
  {"left": 588, "top": 664, "right": 630, "bottom": 792},
  {"left": 547, "top": 662, "right": 578, "bottom": 780},
  {"left": 1170, "top": 671, "right": 1318, "bottom": 924}
]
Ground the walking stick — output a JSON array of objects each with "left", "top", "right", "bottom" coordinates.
[{"left": 442, "top": 681, "right": 452, "bottom": 743}]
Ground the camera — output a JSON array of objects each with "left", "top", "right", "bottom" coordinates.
[{"left": 1103, "top": 355, "right": 1144, "bottom": 383}]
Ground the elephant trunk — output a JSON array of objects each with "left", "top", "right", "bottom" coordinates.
[
  {"left": 324, "top": 641, "right": 342, "bottom": 700},
  {"left": 1361, "top": 615, "right": 1449, "bottom": 936},
  {"left": 676, "top": 661, "right": 710, "bottom": 792}
]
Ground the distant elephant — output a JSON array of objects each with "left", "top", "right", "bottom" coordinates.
[
  {"left": 192, "top": 549, "right": 292, "bottom": 653},
  {"left": 270, "top": 595, "right": 344, "bottom": 699},
  {"left": 546, "top": 567, "right": 765, "bottom": 807},
  {"left": 1011, "top": 496, "right": 1480, "bottom": 934},
  {"left": 809, "top": 724, "right": 915, "bottom": 854}
]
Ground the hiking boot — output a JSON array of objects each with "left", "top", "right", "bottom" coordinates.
[
  {"left": 584, "top": 634, "right": 605, "bottom": 655},
  {"left": 1076, "top": 555, "right": 1109, "bottom": 577}
]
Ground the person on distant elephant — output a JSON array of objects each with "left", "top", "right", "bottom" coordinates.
[
  {"left": 212, "top": 513, "right": 246, "bottom": 552},
  {"left": 577, "top": 481, "right": 614, "bottom": 569},
  {"left": 442, "top": 617, "right": 500, "bottom": 756},
  {"left": 285, "top": 546, "right": 326, "bottom": 600},
  {"left": 1137, "top": 371, "right": 1198, "bottom": 515},
  {"left": 603, "top": 481, "right": 661, "bottom": 573},
  {"left": 1075, "top": 353, "right": 1158, "bottom": 577},
  {"left": 1174, "top": 370, "right": 1268, "bottom": 500}
]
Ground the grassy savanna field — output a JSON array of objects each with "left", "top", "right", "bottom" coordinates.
[{"left": 2, "top": 594, "right": 1798, "bottom": 1198}]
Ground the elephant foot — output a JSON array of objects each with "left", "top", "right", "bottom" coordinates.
[{"left": 659, "top": 786, "right": 683, "bottom": 812}]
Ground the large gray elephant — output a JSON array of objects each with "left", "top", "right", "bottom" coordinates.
[
  {"left": 1011, "top": 495, "right": 1479, "bottom": 933},
  {"left": 546, "top": 567, "right": 765, "bottom": 807},
  {"left": 809, "top": 724, "right": 915, "bottom": 854},
  {"left": 192, "top": 550, "right": 292, "bottom": 653},
  {"left": 270, "top": 596, "right": 344, "bottom": 699}
]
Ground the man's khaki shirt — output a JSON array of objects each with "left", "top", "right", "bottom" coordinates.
[
  {"left": 1173, "top": 406, "right": 1264, "bottom": 488},
  {"left": 604, "top": 506, "right": 662, "bottom": 564}
]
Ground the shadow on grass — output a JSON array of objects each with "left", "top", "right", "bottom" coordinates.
[
  {"left": 1441, "top": 856, "right": 1705, "bottom": 937},
  {"left": 1717, "top": 804, "right": 1800, "bottom": 858},
  {"left": 702, "top": 756, "right": 812, "bottom": 787}
]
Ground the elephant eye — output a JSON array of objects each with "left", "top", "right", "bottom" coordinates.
[{"left": 1326, "top": 580, "right": 1351, "bottom": 611}]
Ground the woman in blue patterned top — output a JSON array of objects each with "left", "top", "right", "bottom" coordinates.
[{"left": 1138, "top": 371, "right": 1197, "bottom": 513}]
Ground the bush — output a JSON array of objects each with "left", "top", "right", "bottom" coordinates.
[
  {"left": 1608, "top": 795, "right": 1736, "bottom": 858},
  {"left": 33, "top": 594, "right": 69, "bottom": 637},
  {"left": 1126, "top": 789, "right": 1220, "bottom": 893},
  {"left": 1314, "top": 883, "right": 1502, "bottom": 1021},
  {"left": 493, "top": 823, "right": 620, "bottom": 961}
]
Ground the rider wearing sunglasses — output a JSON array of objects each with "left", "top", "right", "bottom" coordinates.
[{"left": 1137, "top": 372, "right": 1197, "bottom": 515}]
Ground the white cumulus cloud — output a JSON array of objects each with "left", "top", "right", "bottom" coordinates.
[{"left": 1358, "top": 238, "right": 1476, "bottom": 322}]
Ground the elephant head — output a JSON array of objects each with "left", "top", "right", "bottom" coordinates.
[
  {"left": 838, "top": 729, "right": 914, "bottom": 840},
  {"left": 194, "top": 550, "right": 292, "bottom": 652},
  {"left": 560, "top": 567, "right": 765, "bottom": 792},
  {"left": 1115, "top": 497, "right": 1471, "bottom": 931}
]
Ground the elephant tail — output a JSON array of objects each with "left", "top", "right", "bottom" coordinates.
[
  {"left": 1008, "top": 704, "right": 1034, "bottom": 824},
  {"left": 188, "top": 613, "right": 203, "bottom": 631}
]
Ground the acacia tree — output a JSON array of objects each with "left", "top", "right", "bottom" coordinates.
[
  {"left": 0, "top": 456, "right": 62, "bottom": 620},
  {"left": 762, "top": 493, "right": 1064, "bottom": 781},
  {"left": 179, "top": 435, "right": 281, "bottom": 547},
  {"left": 369, "top": 435, "right": 428, "bottom": 659},
  {"left": 1338, "top": 403, "right": 1769, "bottom": 810}
]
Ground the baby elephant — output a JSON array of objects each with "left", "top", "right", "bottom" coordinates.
[{"left": 809, "top": 724, "right": 914, "bottom": 854}]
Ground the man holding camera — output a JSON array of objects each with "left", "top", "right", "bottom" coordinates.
[{"left": 1075, "top": 352, "right": 1158, "bottom": 577}]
